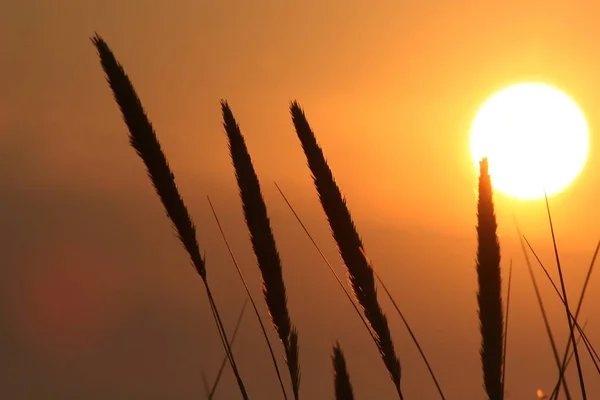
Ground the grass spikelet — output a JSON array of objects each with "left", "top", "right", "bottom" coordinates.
[
  {"left": 476, "top": 158, "right": 504, "bottom": 400},
  {"left": 290, "top": 101, "right": 402, "bottom": 398},
  {"left": 332, "top": 342, "right": 354, "bottom": 400},
  {"left": 91, "top": 33, "right": 248, "bottom": 399},
  {"left": 221, "top": 101, "right": 300, "bottom": 399},
  {"left": 92, "top": 34, "right": 204, "bottom": 278}
]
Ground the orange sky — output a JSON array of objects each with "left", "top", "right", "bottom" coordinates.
[{"left": 2, "top": 0, "right": 600, "bottom": 398}]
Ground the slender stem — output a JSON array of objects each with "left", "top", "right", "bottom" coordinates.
[
  {"left": 523, "top": 236, "right": 597, "bottom": 365},
  {"left": 207, "top": 196, "right": 289, "bottom": 400},
  {"left": 204, "top": 282, "right": 249, "bottom": 399},
  {"left": 515, "top": 224, "right": 571, "bottom": 400},
  {"left": 209, "top": 299, "right": 249, "bottom": 399},
  {"left": 550, "top": 321, "right": 589, "bottom": 400},
  {"left": 544, "top": 194, "right": 586, "bottom": 399},
  {"left": 202, "top": 372, "right": 211, "bottom": 399},
  {"left": 273, "top": 182, "right": 377, "bottom": 344},
  {"left": 371, "top": 264, "right": 446, "bottom": 400}
]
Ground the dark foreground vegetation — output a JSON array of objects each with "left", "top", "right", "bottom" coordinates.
[{"left": 91, "top": 33, "right": 598, "bottom": 400}]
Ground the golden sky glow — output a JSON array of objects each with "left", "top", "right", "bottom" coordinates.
[{"left": 2, "top": 1, "right": 600, "bottom": 399}]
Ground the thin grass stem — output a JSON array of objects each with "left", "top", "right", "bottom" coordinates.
[
  {"left": 207, "top": 196, "right": 289, "bottom": 399},
  {"left": 209, "top": 299, "right": 249, "bottom": 399}
]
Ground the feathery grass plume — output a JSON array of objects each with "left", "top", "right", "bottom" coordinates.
[
  {"left": 500, "top": 260, "right": 512, "bottom": 400},
  {"left": 543, "top": 194, "right": 587, "bottom": 399},
  {"left": 515, "top": 228, "right": 571, "bottom": 400},
  {"left": 221, "top": 101, "right": 300, "bottom": 399},
  {"left": 332, "top": 342, "right": 354, "bottom": 400},
  {"left": 290, "top": 101, "right": 402, "bottom": 398},
  {"left": 476, "top": 158, "right": 504, "bottom": 400},
  {"left": 91, "top": 34, "right": 248, "bottom": 399},
  {"left": 208, "top": 196, "right": 288, "bottom": 399}
]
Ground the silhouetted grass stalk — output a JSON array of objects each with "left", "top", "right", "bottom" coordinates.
[
  {"left": 550, "top": 320, "right": 589, "bottom": 400},
  {"left": 222, "top": 102, "right": 300, "bottom": 399},
  {"left": 332, "top": 342, "right": 354, "bottom": 400},
  {"left": 290, "top": 101, "right": 402, "bottom": 398},
  {"left": 523, "top": 236, "right": 599, "bottom": 372},
  {"left": 515, "top": 227, "right": 571, "bottom": 400},
  {"left": 207, "top": 196, "right": 288, "bottom": 399},
  {"left": 476, "top": 158, "right": 504, "bottom": 400},
  {"left": 549, "top": 239, "right": 600, "bottom": 399},
  {"left": 91, "top": 34, "right": 248, "bottom": 399},
  {"left": 209, "top": 299, "right": 249, "bottom": 399},
  {"left": 543, "top": 194, "right": 587, "bottom": 399}
]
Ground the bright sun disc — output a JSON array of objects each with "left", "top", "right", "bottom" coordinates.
[{"left": 470, "top": 83, "right": 589, "bottom": 199}]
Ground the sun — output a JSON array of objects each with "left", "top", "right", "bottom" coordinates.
[{"left": 470, "top": 83, "right": 589, "bottom": 199}]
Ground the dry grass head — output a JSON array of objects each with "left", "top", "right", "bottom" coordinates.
[
  {"left": 222, "top": 101, "right": 301, "bottom": 399},
  {"left": 290, "top": 101, "right": 402, "bottom": 398},
  {"left": 332, "top": 342, "right": 354, "bottom": 400}
]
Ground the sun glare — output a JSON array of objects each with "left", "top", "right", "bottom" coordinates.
[{"left": 470, "top": 83, "right": 589, "bottom": 199}]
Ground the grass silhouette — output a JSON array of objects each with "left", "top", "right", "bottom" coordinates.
[
  {"left": 91, "top": 33, "right": 249, "bottom": 399},
  {"left": 332, "top": 342, "right": 355, "bottom": 400},
  {"left": 476, "top": 158, "right": 504, "bottom": 400},
  {"left": 290, "top": 102, "right": 403, "bottom": 398},
  {"left": 222, "top": 101, "right": 300, "bottom": 399},
  {"left": 92, "top": 33, "right": 598, "bottom": 399}
]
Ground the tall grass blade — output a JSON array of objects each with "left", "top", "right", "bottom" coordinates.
[
  {"left": 222, "top": 102, "right": 300, "bottom": 399},
  {"left": 500, "top": 260, "right": 512, "bottom": 400},
  {"left": 515, "top": 228, "right": 571, "bottom": 400},
  {"left": 476, "top": 158, "right": 504, "bottom": 400},
  {"left": 549, "top": 239, "right": 600, "bottom": 398},
  {"left": 91, "top": 34, "right": 248, "bottom": 399},
  {"left": 550, "top": 321, "right": 589, "bottom": 400},
  {"left": 543, "top": 194, "right": 587, "bottom": 399},
  {"left": 523, "top": 237, "right": 600, "bottom": 373},
  {"left": 332, "top": 342, "right": 355, "bottom": 400},
  {"left": 290, "top": 101, "right": 402, "bottom": 398},
  {"left": 208, "top": 196, "right": 288, "bottom": 399}
]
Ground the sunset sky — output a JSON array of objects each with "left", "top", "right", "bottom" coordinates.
[{"left": 2, "top": 0, "right": 600, "bottom": 398}]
